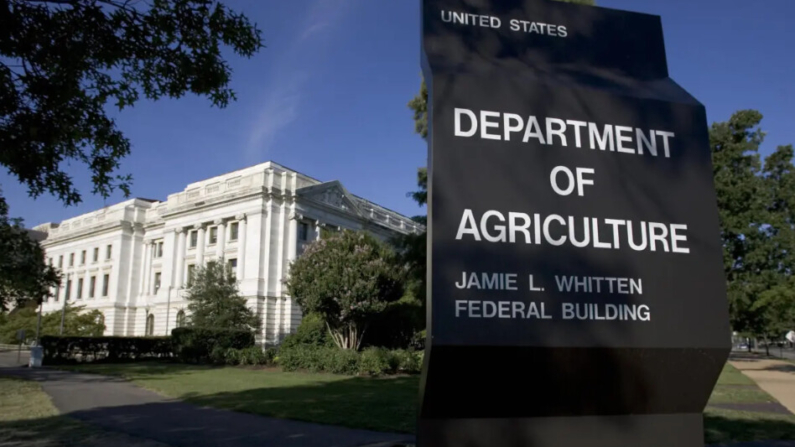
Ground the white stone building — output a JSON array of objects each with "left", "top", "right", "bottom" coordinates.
[{"left": 34, "top": 161, "right": 421, "bottom": 345}]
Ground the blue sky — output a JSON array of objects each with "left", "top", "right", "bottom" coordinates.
[{"left": 3, "top": 0, "right": 794, "bottom": 226}]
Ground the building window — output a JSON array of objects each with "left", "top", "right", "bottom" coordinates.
[
  {"left": 77, "top": 278, "right": 83, "bottom": 299},
  {"left": 81, "top": 250, "right": 86, "bottom": 265},
  {"left": 58, "top": 255, "right": 63, "bottom": 268},
  {"left": 189, "top": 231, "right": 198, "bottom": 248},
  {"left": 65, "top": 280, "right": 72, "bottom": 301},
  {"left": 102, "top": 274, "right": 110, "bottom": 297},
  {"left": 176, "top": 310, "right": 186, "bottom": 328},
  {"left": 209, "top": 226, "right": 218, "bottom": 245},
  {"left": 97, "top": 314, "right": 105, "bottom": 330},
  {"left": 187, "top": 264, "right": 196, "bottom": 286},
  {"left": 228, "top": 258, "right": 237, "bottom": 278},
  {"left": 146, "top": 314, "right": 155, "bottom": 336},
  {"left": 153, "top": 241, "right": 163, "bottom": 258},
  {"left": 89, "top": 276, "right": 96, "bottom": 298},
  {"left": 299, "top": 222, "right": 309, "bottom": 241},
  {"left": 153, "top": 272, "right": 161, "bottom": 294},
  {"left": 106, "top": 244, "right": 112, "bottom": 260},
  {"left": 48, "top": 257, "right": 53, "bottom": 266},
  {"left": 69, "top": 253, "right": 74, "bottom": 267},
  {"left": 230, "top": 222, "right": 239, "bottom": 241},
  {"left": 93, "top": 247, "right": 99, "bottom": 262}
]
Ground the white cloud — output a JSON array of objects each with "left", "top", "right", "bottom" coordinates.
[{"left": 246, "top": 0, "right": 354, "bottom": 161}]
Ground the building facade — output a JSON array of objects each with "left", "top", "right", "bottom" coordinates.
[{"left": 34, "top": 162, "right": 421, "bottom": 344}]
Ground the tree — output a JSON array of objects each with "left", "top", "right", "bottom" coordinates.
[
  {"left": 0, "top": 0, "right": 262, "bottom": 307},
  {"left": 0, "top": 193, "right": 59, "bottom": 311},
  {"left": 710, "top": 111, "right": 795, "bottom": 350},
  {"left": 286, "top": 231, "right": 405, "bottom": 350},
  {"left": 184, "top": 260, "right": 259, "bottom": 332},
  {"left": 0, "top": 302, "right": 104, "bottom": 343}
]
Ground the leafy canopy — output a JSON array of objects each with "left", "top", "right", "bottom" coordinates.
[
  {"left": 1, "top": 0, "right": 263, "bottom": 205},
  {"left": 184, "top": 260, "right": 259, "bottom": 332},
  {"left": 0, "top": 194, "right": 59, "bottom": 310},
  {"left": 0, "top": 0, "right": 261, "bottom": 311},
  {"left": 0, "top": 302, "right": 104, "bottom": 343},
  {"left": 286, "top": 231, "right": 405, "bottom": 350}
]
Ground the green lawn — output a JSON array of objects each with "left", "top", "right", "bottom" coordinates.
[
  {"left": 704, "top": 363, "right": 795, "bottom": 444},
  {"left": 0, "top": 376, "right": 170, "bottom": 447},
  {"left": 60, "top": 362, "right": 795, "bottom": 444},
  {"left": 0, "top": 377, "right": 168, "bottom": 447},
  {"left": 62, "top": 363, "right": 420, "bottom": 434}
]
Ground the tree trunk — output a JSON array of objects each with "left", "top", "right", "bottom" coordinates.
[
  {"left": 764, "top": 336, "right": 770, "bottom": 356},
  {"left": 327, "top": 322, "right": 362, "bottom": 350}
]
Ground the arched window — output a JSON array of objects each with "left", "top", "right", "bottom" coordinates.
[
  {"left": 176, "top": 310, "right": 186, "bottom": 328},
  {"left": 146, "top": 314, "right": 155, "bottom": 336}
]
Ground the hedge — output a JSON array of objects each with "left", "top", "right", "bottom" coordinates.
[
  {"left": 210, "top": 346, "right": 278, "bottom": 366},
  {"left": 278, "top": 345, "right": 423, "bottom": 376},
  {"left": 41, "top": 336, "right": 172, "bottom": 364},
  {"left": 171, "top": 327, "right": 255, "bottom": 363}
]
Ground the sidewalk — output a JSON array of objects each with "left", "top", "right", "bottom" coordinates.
[
  {"left": 731, "top": 356, "right": 795, "bottom": 414},
  {"left": 0, "top": 364, "right": 410, "bottom": 447}
]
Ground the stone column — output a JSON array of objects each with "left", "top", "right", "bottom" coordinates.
[
  {"left": 143, "top": 241, "right": 154, "bottom": 296},
  {"left": 215, "top": 219, "right": 226, "bottom": 260},
  {"left": 316, "top": 221, "right": 324, "bottom": 241},
  {"left": 174, "top": 228, "right": 186, "bottom": 288},
  {"left": 195, "top": 224, "right": 205, "bottom": 266},
  {"left": 236, "top": 214, "right": 247, "bottom": 280},
  {"left": 287, "top": 211, "right": 298, "bottom": 267},
  {"left": 139, "top": 242, "right": 151, "bottom": 296}
]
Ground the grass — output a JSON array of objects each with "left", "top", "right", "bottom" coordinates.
[
  {"left": 704, "top": 363, "right": 795, "bottom": 444},
  {"left": 61, "top": 363, "right": 420, "bottom": 434},
  {"left": 707, "top": 364, "right": 778, "bottom": 405},
  {"left": 0, "top": 376, "right": 169, "bottom": 447},
  {"left": 60, "top": 362, "right": 795, "bottom": 444}
]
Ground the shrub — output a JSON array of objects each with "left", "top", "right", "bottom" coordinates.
[
  {"left": 280, "top": 313, "right": 332, "bottom": 349},
  {"left": 359, "top": 347, "right": 398, "bottom": 376},
  {"left": 41, "top": 336, "right": 172, "bottom": 364},
  {"left": 237, "top": 346, "right": 269, "bottom": 366},
  {"left": 278, "top": 345, "right": 421, "bottom": 376},
  {"left": 393, "top": 349, "right": 423, "bottom": 374},
  {"left": 171, "top": 327, "right": 254, "bottom": 363},
  {"left": 324, "top": 348, "right": 361, "bottom": 375},
  {"left": 364, "top": 297, "right": 424, "bottom": 349}
]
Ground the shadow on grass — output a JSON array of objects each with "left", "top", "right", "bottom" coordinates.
[
  {"left": 762, "top": 363, "right": 795, "bottom": 375},
  {"left": 180, "top": 375, "right": 420, "bottom": 434},
  {"left": 0, "top": 413, "right": 165, "bottom": 447},
  {"left": 0, "top": 392, "right": 413, "bottom": 447},
  {"left": 705, "top": 412, "right": 795, "bottom": 445},
  {"left": 54, "top": 361, "right": 219, "bottom": 382}
]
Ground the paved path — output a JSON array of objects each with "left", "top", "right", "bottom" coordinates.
[
  {"left": 0, "top": 362, "right": 411, "bottom": 447},
  {"left": 731, "top": 357, "right": 795, "bottom": 414}
]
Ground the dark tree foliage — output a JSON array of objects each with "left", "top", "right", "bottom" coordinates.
[
  {"left": 709, "top": 111, "right": 795, "bottom": 346},
  {"left": 184, "top": 260, "right": 259, "bottom": 332},
  {"left": 286, "top": 231, "right": 405, "bottom": 350},
  {"left": 0, "top": 0, "right": 262, "bottom": 310},
  {"left": 1, "top": 0, "right": 263, "bottom": 205},
  {"left": 0, "top": 194, "right": 59, "bottom": 310}
]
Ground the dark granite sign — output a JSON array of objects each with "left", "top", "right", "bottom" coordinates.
[{"left": 419, "top": 1, "right": 731, "bottom": 446}]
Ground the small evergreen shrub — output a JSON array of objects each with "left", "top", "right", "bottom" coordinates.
[
  {"left": 394, "top": 349, "right": 423, "bottom": 374},
  {"left": 359, "top": 347, "right": 398, "bottom": 376},
  {"left": 280, "top": 313, "right": 332, "bottom": 349}
]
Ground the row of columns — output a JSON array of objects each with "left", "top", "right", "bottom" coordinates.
[{"left": 140, "top": 213, "right": 247, "bottom": 296}]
